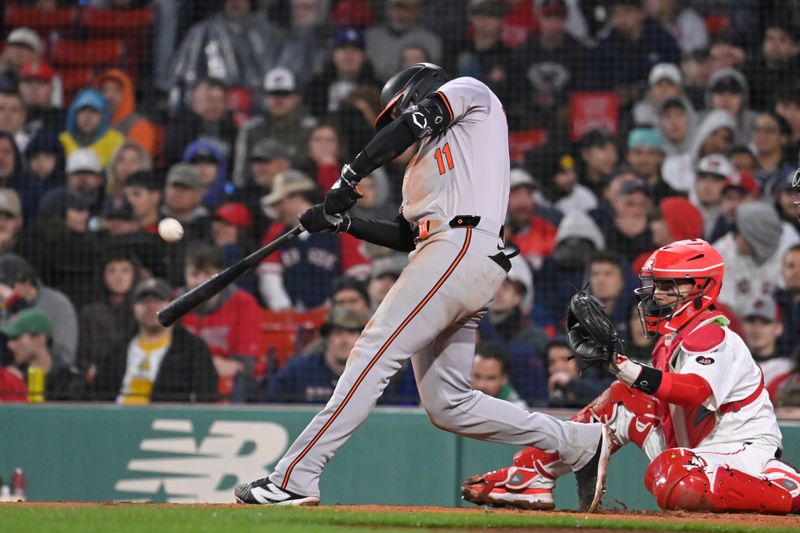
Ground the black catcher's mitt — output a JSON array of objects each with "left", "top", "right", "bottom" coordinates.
[{"left": 566, "top": 288, "right": 625, "bottom": 365}]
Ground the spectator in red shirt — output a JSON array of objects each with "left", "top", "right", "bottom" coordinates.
[
  {"left": 505, "top": 168, "right": 557, "bottom": 270},
  {"left": 181, "top": 245, "right": 262, "bottom": 403}
]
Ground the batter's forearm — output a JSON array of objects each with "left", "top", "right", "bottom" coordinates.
[
  {"left": 349, "top": 119, "right": 417, "bottom": 178},
  {"left": 343, "top": 214, "right": 416, "bottom": 252}
]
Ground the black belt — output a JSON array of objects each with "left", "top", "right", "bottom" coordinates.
[{"left": 412, "top": 216, "right": 504, "bottom": 240}]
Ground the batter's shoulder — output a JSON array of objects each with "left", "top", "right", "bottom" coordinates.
[{"left": 681, "top": 321, "right": 726, "bottom": 354}]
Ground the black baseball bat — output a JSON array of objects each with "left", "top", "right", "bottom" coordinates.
[{"left": 157, "top": 224, "right": 305, "bottom": 327}]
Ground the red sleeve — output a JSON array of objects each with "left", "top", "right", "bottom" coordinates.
[
  {"left": 654, "top": 372, "right": 713, "bottom": 407},
  {"left": 316, "top": 162, "right": 340, "bottom": 191},
  {"left": 232, "top": 291, "right": 263, "bottom": 357},
  {"left": 0, "top": 368, "right": 28, "bottom": 403},
  {"left": 260, "top": 224, "right": 286, "bottom": 266},
  {"left": 339, "top": 233, "right": 371, "bottom": 277}
]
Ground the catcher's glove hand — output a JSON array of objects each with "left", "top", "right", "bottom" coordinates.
[{"left": 566, "top": 287, "right": 625, "bottom": 365}]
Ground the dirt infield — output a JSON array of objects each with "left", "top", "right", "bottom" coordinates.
[{"left": 7, "top": 502, "right": 798, "bottom": 530}]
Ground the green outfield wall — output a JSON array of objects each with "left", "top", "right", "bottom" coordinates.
[{"left": 2, "top": 404, "right": 799, "bottom": 509}]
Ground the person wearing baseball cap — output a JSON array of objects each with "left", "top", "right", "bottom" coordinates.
[
  {"left": 707, "top": 170, "right": 762, "bottom": 243},
  {"left": 2, "top": 28, "right": 42, "bottom": 86},
  {"left": 232, "top": 67, "right": 316, "bottom": 186},
  {"left": 525, "top": 144, "right": 597, "bottom": 213},
  {"left": 101, "top": 195, "right": 138, "bottom": 236},
  {"left": 505, "top": 167, "right": 558, "bottom": 270},
  {"left": 657, "top": 96, "right": 697, "bottom": 156},
  {"left": 632, "top": 63, "right": 684, "bottom": 127},
  {"left": 123, "top": 171, "right": 164, "bottom": 235},
  {"left": 578, "top": 129, "right": 618, "bottom": 198},
  {"left": 163, "top": 164, "right": 209, "bottom": 226},
  {"left": 93, "top": 277, "right": 218, "bottom": 404},
  {"left": 211, "top": 202, "right": 257, "bottom": 296},
  {"left": 625, "top": 127, "right": 680, "bottom": 202},
  {"left": 182, "top": 139, "right": 229, "bottom": 207},
  {"left": 18, "top": 62, "right": 65, "bottom": 139},
  {"left": 740, "top": 294, "right": 792, "bottom": 398},
  {"left": 706, "top": 67, "right": 757, "bottom": 144},
  {"left": 59, "top": 88, "right": 125, "bottom": 168}
]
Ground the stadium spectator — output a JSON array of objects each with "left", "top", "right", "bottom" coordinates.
[
  {"left": 506, "top": 1, "right": 584, "bottom": 136},
  {"left": 99, "top": 195, "right": 139, "bottom": 237},
  {"left": 367, "top": 254, "right": 406, "bottom": 311},
  {"left": 744, "top": 20, "right": 800, "bottom": 111},
  {"left": 328, "top": 85, "right": 384, "bottom": 162},
  {"left": 632, "top": 63, "right": 684, "bottom": 127},
  {"left": 708, "top": 38, "right": 747, "bottom": 73},
  {"left": 645, "top": 0, "right": 708, "bottom": 54},
  {"left": 661, "top": 108, "right": 736, "bottom": 193},
  {"left": 93, "top": 278, "right": 218, "bottom": 404},
  {"left": 24, "top": 136, "right": 65, "bottom": 211},
  {"left": 706, "top": 68, "right": 758, "bottom": 145},
  {"left": 455, "top": 0, "right": 512, "bottom": 103},
  {"left": 105, "top": 142, "right": 152, "bottom": 198},
  {"left": 588, "top": 251, "right": 633, "bottom": 338},
  {"left": 526, "top": 144, "right": 597, "bottom": 213},
  {"left": 181, "top": 246, "right": 261, "bottom": 403},
  {"left": 365, "top": 0, "right": 442, "bottom": 82},
  {"left": 471, "top": 341, "right": 528, "bottom": 410},
  {"left": 77, "top": 252, "right": 140, "bottom": 382},
  {"left": 680, "top": 48, "right": 712, "bottom": 111},
  {"left": 776, "top": 244, "right": 800, "bottom": 356},
  {"left": 304, "top": 28, "right": 380, "bottom": 118},
  {"left": 534, "top": 210, "right": 604, "bottom": 329},
  {"left": 0, "top": 91, "right": 30, "bottom": 153},
  {"left": 182, "top": 139, "right": 230, "bottom": 207},
  {"left": 590, "top": 0, "right": 681, "bottom": 101},
  {"left": 656, "top": 96, "right": 696, "bottom": 157},
  {"left": 707, "top": 171, "right": 761, "bottom": 243},
  {"left": 232, "top": 68, "right": 317, "bottom": 184},
  {"left": 399, "top": 44, "right": 431, "bottom": 67},
  {"left": 123, "top": 171, "right": 163, "bottom": 235},
  {"left": 505, "top": 168, "right": 558, "bottom": 270},
  {"left": 625, "top": 127, "right": 680, "bottom": 203},
  {"left": 298, "top": 123, "right": 345, "bottom": 191},
  {"left": 740, "top": 295, "right": 793, "bottom": 400},
  {"left": 40, "top": 149, "right": 105, "bottom": 217},
  {"left": 164, "top": 78, "right": 237, "bottom": 167},
  {"left": 28, "top": 187, "right": 99, "bottom": 309},
  {"left": 17, "top": 62, "right": 64, "bottom": 140},
  {"left": 0, "top": 28, "right": 42, "bottom": 90},
  {"left": 275, "top": 0, "right": 333, "bottom": 87},
  {"left": 546, "top": 338, "right": 610, "bottom": 408},
  {"left": 478, "top": 256, "right": 548, "bottom": 403},
  {"left": 577, "top": 129, "right": 619, "bottom": 200},
  {"left": 161, "top": 164, "right": 211, "bottom": 242},
  {"left": 775, "top": 85, "right": 800, "bottom": 162},
  {"left": 751, "top": 111, "right": 795, "bottom": 195},
  {"left": 0, "top": 254, "right": 78, "bottom": 371},
  {"left": 330, "top": 276, "right": 370, "bottom": 316},
  {"left": 231, "top": 139, "right": 291, "bottom": 238},
  {"left": 346, "top": 171, "right": 394, "bottom": 220},
  {"left": 96, "top": 69, "right": 157, "bottom": 156},
  {"left": 624, "top": 300, "right": 655, "bottom": 362},
  {"left": 169, "top": 0, "right": 285, "bottom": 95},
  {"left": 715, "top": 202, "right": 800, "bottom": 317},
  {"left": 1, "top": 309, "right": 83, "bottom": 401},
  {"left": 59, "top": 89, "right": 125, "bottom": 168},
  {"left": 0, "top": 189, "right": 23, "bottom": 255},
  {"left": 211, "top": 202, "right": 257, "bottom": 296},
  {"left": 774, "top": 171, "right": 800, "bottom": 233},
  {"left": 257, "top": 170, "right": 368, "bottom": 309},
  {"left": 591, "top": 174, "right": 655, "bottom": 263},
  {"left": 266, "top": 306, "right": 368, "bottom": 403},
  {"left": 729, "top": 144, "right": 758, "bottom": 173}
]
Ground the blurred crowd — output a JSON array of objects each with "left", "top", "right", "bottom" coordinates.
[{"left": 0, "top": 0, "right": 800, "bottom": 408}]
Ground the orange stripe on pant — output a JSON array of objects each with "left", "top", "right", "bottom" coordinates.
[{"left": 280, "top": 228, "right": 473, "bottom": 490}]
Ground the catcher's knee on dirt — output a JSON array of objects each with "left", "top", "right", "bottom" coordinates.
[{"left": 645, "top": 448, "right": 792, "bottom": 514}]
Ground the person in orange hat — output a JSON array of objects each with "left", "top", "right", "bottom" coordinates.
[{"left": 96, "top": 69, "right": 156, "bottom": 156}]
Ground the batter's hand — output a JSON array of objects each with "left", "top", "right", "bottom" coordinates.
[
  {"left": 324, "top": 164, "right": 363, "bottom": 215},
  {"left": 299, "top": 204, "right": 346, "bottom": 233}
]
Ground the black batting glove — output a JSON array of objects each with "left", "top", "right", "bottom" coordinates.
[
  {"left": 323, "top": 164, "right": 363, "bottom": 215},
  {"left": 299, "top": 204, "right": 348, "bottom": 233}
]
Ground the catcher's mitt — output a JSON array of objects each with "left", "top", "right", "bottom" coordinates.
[{"left": 566, "top": 287, "right": 625, "bottom": 365}]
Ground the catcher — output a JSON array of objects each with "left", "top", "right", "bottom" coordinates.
[{"left": 463, "top": 239, "right": 800, "bottom": 513}]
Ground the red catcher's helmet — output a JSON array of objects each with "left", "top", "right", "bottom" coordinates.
[{"left": 636, "top": 239, "right": 725, "bottom": 336}]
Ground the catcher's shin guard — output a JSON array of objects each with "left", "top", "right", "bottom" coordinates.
[
  {"left": 645, "top": 448, "right": 792, "bottom": 514},
  {"left": 461, "top": 448, "right": 568, "bottom": 509},
  {"left": 763, "top": 460, "right": 800, "bottom": 513}
]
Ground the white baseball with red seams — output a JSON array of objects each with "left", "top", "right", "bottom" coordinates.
[{"left": 158, "top": 217, "right": 184, "bottom": 243}]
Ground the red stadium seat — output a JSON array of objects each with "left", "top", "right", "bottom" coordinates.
[
  {"left": 79, "top": 6, "right": 155, "bottom": 33},
  {"left": 48, "top": 39, "right": 125, "bottom": 68},
  {"left": 59, "top": 67, "right": 95, "bottom": 102},
  {"left": 4, "top": 4, "right": 77, "bottom": 33},
  {"left": 257, "top": 308, "right": 330, "bottom": 374}
]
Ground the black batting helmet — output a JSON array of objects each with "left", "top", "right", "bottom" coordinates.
[{"left": 374, "top": 63, "right": 449, "bottom": 131}]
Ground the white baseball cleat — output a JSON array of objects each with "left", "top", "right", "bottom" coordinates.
[{"left": 234, "top": 477, "right": 320, "bottom": 506}]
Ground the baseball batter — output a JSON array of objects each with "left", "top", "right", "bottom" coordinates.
[
  {"left": 235, "top": 63, "right": 612, "bottom": 511},
  {"left": 464, "top": 239, "right": 800, "bottom": 513}
]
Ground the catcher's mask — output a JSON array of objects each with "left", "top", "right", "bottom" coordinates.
[
  {"left": 635, "top": 239, "right": 724, "bottom": 337},
  {"left": 374, "top": 62, "right": 449, "bottom": 131}
]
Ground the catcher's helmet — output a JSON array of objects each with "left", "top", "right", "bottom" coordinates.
[
  {"left": 635, "top": 239, "right": 724, "bottom": 336},
  {"left": 374, "top": 62, "right": 449, "bottom": 131}
]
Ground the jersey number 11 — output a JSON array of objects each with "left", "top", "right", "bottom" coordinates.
[{"left": 434, "top": 143, "right": 454, "bottom": 175}]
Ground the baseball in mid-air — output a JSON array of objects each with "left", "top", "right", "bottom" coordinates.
[{"left": 158, "top": 217, "right": 184, "bottom": 243}]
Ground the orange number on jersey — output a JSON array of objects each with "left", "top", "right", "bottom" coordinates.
[{"left": 434, "top": 143, "right": 455, "bottom": 175}]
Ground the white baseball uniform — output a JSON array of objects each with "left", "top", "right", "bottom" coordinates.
[{"left": 266, "top": 77, "right": 604, "bottom": 498}]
